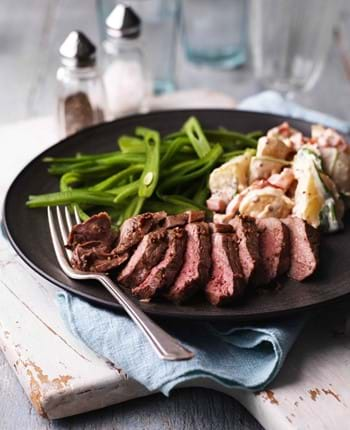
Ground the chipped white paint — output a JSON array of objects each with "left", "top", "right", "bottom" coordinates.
[
  {"left": 0, "top": 242, "right": 148, "bottom": 418},
  {"left": 1, "top": 117, "right": 350, "bottom": 428}
]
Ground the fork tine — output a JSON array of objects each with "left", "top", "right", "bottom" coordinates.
[
  {"left": 56, "top": 206, "right": 72, "bottom": 259},
  {"left": 73, "top": 205, "right": 81, "bottom": 224},
  {"left": 56, "top": 206, "right": 69, "bottom": 244},
  {"left": 47, "top": 207, "right": 72, "bottom": 273},
  {"left": 64, "top": 206, "right": 73, "bottom": 232}
]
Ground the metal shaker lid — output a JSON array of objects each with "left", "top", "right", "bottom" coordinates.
[
  {"left": 105, "top": 4, "right": 141, "bottom": 39},
  {"left": 59, "top": 31, "right": 96, "bottom": 68}
]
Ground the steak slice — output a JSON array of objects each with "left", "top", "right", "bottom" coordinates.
[
  {"left": 163, "top": 210, "right": 206, "bottom": 229},
  {"left": 256, "top": 218, "right": 290, "bottom": 284},
  {"left": 67, "top": 212, "right": 115, "bottom": 249},
  {"left": 282, "top": 216, "right": 320, "bottom": 281},
  {"left": 116, "top": 211, "right": 167, "bottom": 254},
  {"left": 132, "top": 227, "right": 187, "bottom": 300},
  {"left": 187, "top": 210, "right": 206, "bottom": 223},
  {"left": 209, "top": 222, "right": 233, "bottom": 234},
  {"left": 165, "top": 222, "right": 211, "bottom": 304},
  {"left": 66, "top": 212, "right": 128, "bottom": 272},
  {"left": 163, "top": 213, "right": 189, "bottom": 229},
  {"left": 205, "top": 232, "right": 245, "bottom": 306},
  {"left": 117, "top": 228, "right": 168, "bottom": 287},
  {"left": 229, "top": 216, "right": 261, "bottom": 284},
  {"left": 71, "top": 241, "right": 128, "bottom": 272}
]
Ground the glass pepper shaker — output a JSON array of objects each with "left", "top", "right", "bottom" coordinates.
[
  {"left": 102, "top": 4, "right": 147, "bottom": 118},
  {"left": 56, "top": 31, "right": 107, "bottom": 138}
]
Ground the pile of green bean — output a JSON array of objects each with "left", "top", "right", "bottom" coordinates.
[{"left": 26, "top": 116, "right": 260, "bottom": 227}]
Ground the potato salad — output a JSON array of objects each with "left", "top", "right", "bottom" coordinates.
[{"left": 208, "top": 122, "right": 349, "bottom": 232}]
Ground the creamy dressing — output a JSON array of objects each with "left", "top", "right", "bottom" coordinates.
[{"left": 207, "top": 121, "right": 350, "bottom": 232}]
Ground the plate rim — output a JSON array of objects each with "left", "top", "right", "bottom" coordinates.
[{"left": 3, "top": 108, "right": 349, "bottom": 320}]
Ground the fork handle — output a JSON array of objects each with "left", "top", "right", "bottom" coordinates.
[{"left": 99, "top": 275, "right": 194, "bottom": 361}]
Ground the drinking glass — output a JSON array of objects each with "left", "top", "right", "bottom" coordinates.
[
  {"left": 96, "top": 0, "right": 179, "bottom": 94},
  {"left": 250, "top": 0, "right": 340, "bottom": 94},
  {"left": 181, "top": 0, "right": 247, "bottom": 69}
]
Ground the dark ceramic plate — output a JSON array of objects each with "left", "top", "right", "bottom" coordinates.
[{"left": 3, "top": 109, "right": 350, "bottom": 321}]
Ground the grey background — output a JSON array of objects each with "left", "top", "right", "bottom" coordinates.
[{"left": 1, "top": 0, "right": 349, "bottom": 429}]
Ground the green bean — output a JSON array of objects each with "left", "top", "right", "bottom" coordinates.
[
  {"left": 60, "top": 172, "right": 82, "bottom": 191},
  {"left": 137, "top": 128, "right": 160, "bottom": 198},
  {"left": 48, "top": 160, "right": 96, "bottom": 175},
  {"left": 74, "top": 205, "right": 90, "bottom": 221},
  {"left": 71, "top": 166, "right": 121, "bottom": 179},
  {"left": 219, "top": 149, "right": 245, "bottom": 163},
  {"left": 26, "top": 190, "right": 121, "bottom": 208},
  {"left": 193, "top": 177, "right": 209, "bottom": 207},
  {"left": 160, "top": 137, "right": 192, "bottom": 166},
  {"left": 118, "top": 136, "right": 145, "bottom": 153},
  {"left": 204, "top": 130, "right": 257, "bottom": 148},
  {"left": 159, "top": 194, "right": 206, "bottom": 211},
  {"left": 121, "top": 196, "right": 145, "bottom": 223},
  {"left": 163, "top": 131, "right": 184, "bottom": 141},
  {"left": 158, "top": 144, "right": 223, "bottom": 192},
  {"left": 183, "top": 116, "right": 211, "bottom": 158},
  {"left": 97, "top": 153, "right": 145, "bottom": 166},
  {"left": 113, "top": 180, "right": 140, "bottom": 203},
  {"left": 43, "top": 151, "right": 119, "bottom": 163},
  {"left": 90, "top": 164, "right": 143, "bottom": 192},
  {"left": 246, "top": 130, "right": 263, "bottom": 140},
  {"left": 28, "top": 116, "right": 264, "bottom": 224},
  {"left": 144, "top": 198, "right": 197, "bottom": 214}
]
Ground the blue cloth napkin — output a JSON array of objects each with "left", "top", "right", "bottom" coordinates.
[
  {"left": 239, "top": 90, "right": 350, "bottom": 134},
  {"left": 58, "top": 292, "right": 304, "bottom": 395},
  {"left": 57, "top": 91, "right": 349, "bottom": 396}
]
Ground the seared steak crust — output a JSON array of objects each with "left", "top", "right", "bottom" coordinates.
[
  {"left": 209, "top": 222, "right": 233, "bottom": 234},
  {"left": 66, "top": 209, "right": 322, "bottom": 306},
  {"left": 132, "top": 227, "right": 187, "bottom": 299},
  {"left": 186, "top": 210, "right": 206, "bottom": 223},
  {"left": 67, "top": 212, "right": 128, "bottom": 272},
  {"left": 163, "top": 213, "right": 189, "bottom": 229},
  {"left": 165, "top": 222, "right": 211, "bottom": 303},
  {"left": 256, "top": 218, "right": 290, "bottom": 284},
  {"left": 117, "top": 228, "right": 168, "bottom": 287},
  {"left": 116, "top": 211, "right": 166, "bottom": 254},
  {"left": 71, "top": 241, "right": 128, "bottom": 272},
  {"left": 229, "top": 216, "right": 261, "bottom": 284},
  {"left": 282, "top": 216, "right": 319, "bottom": 281},
  {"left": 205, "top": 232, "right": 245, "bottom": 306},
  {"left": 67, "top": 212, "right": 115, "bottom": 249}
]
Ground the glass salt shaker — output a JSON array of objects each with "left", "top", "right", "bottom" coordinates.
[
  {"left": 56, "top": 31, "right": 107, "bottom": 138},
  {"left": 102, "top": 4, "right": 147, "bottom": 118}
]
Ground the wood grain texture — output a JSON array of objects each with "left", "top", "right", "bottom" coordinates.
[{"left": 0, "top": 352, "right": 261, "bottom": 430}]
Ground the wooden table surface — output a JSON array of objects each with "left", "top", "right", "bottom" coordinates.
[{"left": 1, "top": 1, "right": 350, "bottom": 429}]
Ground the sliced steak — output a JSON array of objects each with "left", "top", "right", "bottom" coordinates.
[
  {"left": 132, "top": 227, "right": 187, "bottom": 300},
  {"left": 229, "top": 216, "right": 261, "bottom": 284},
  {"left": 205, "top": 232, "right": 245, "bottom": 306},
  {"left": 163, "top": 213, "right": 188, "bottom": 229},
  {"left": 117, "top": 228, "right": 168, "bottom": 287},
  {"left": 66, "top": 212, "right": 128, "bottom": 272},
  {"left": 67, "top": 212, "right": 116, "bottom": 249},
  {"left": 282, "top": 216, "right": 320, "bottom": 281},
  {"left": 71, "top": 241, "right": 128, "bottom": 272},
  {"left": 256, "top": 218, "right": 290, "bottom": 284},
  {"left": 116, "top": 211, "right": 167, "bottom": 254},
  {"left": 165, "top": 222, "right": 211, "bottom": 304},
  {"left": 162, "top": 210, "right": 206, "bottom": 229},
  {"left": 187, "top": 210, "right": 206, "bottom": 223},
  {"left": 209, "top": 222, "right": 233, "bottom": 234}
]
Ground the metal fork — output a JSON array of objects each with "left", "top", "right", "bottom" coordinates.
[{"left": 47, "top": 206, "right": 194, "bottom": 361}]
